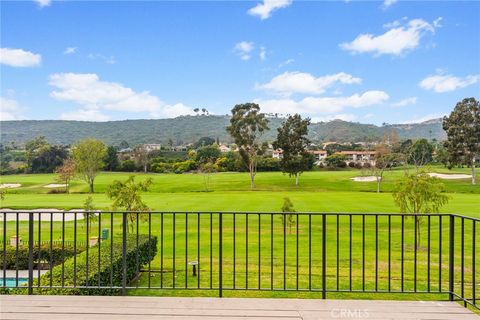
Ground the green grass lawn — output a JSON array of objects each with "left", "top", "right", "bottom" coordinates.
[{"left": 1, "top": 167, "right": 479, "bottom": 311}]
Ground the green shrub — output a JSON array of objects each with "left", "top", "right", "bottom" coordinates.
[
  {"left": 0, "top": 245, "right": 79, "bottom": 269},
  {"left": 13, "top": 235, "right": 157, "bottom": 295}
]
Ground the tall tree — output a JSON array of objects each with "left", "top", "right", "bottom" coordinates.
[
  {"left": 55, "top": 158, "right": 76, "bottom": 193},
  {"left": 106, "top": 176, "right": 152, "bottom": 232},
  {"left": 104, "top": 146, "right": 119, "bottom": 171},
  {"left": 393, "top": 171, "right": 449, "bottom": 249},
  {"left": 226, "top": 103, "right": 269, "bottom": 189},
  {"left": 133, "top": 145, "right": 149, "bottom": 173},
  {"left": 408, "top": 139, "right": 434, "bottom": 168},
  {"left": 443, "top": 97, "right": 480, "bottom": 184},
  {"left": 273, "top": 114, "right": 312, "bottom": 185},
  {"left": 73, "top": 138, "right": 107, "bottom": 193}
]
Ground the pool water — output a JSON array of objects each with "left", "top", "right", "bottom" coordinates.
[{"left": 0, "top": 277, "right": 28, "bottom": 287}]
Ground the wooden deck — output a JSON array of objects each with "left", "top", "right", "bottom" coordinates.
[{"left": 0, "top": 295, "right": 478, "bottom": 319}]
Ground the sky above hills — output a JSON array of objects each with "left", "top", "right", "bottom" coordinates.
[{"left": 1, "top": 0, "right": 479, "bottom": 125}]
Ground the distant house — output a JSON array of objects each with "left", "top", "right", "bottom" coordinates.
[
  {"left": 143, "top": 144, "right": 162, "bottom": 152},
  {"left": 272, "top": 149, "right": 327, "bottom": 165},
  {"left": 339, "top": 151, "right": 376, "bottom": 166},
  {"left": 219, "top": 144, "right": 231, "bottom": 153}
]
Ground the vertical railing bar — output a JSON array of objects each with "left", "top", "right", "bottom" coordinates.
[
  {"left": 388, "top": 215, "right": 391, "bottom": 292},
  {"left": 97, "top": 212, "right": 101, "bottom": 288},
  {"left": 439, "top": 216, "right": 442, "bottom": 292},
  {"left": 197, "top": 212, "right": 200, "bottom": 289},
  {"left": 336, "top": 215, "right": 339, "bottom": 291},
  {"left": 136, "top": 213, "right": 139, "bottom": 289},
  {"left": 148, "top": 212, "right": 152, "bottom": 289},
  {"left": 259, "top": 213, "right": 262, "bottom": 290},
  {"left": 349, "top": 215, "right": 352, "bottom": 291},
  {"left": 322, "top": 214, "right": 326, "bottom": 299},
  {"left": 110, "top": 213, "right": 113, "bottom": 288},
  {"left": 401, "top": 215, "right": 404, "bottom": 292},
  {"left": 461, "top": 217, "right": 465, "bottom": 307},
  {"left": 448, "top": 215, "right": 455, "bottom": 301},
  {"left": 375, "top": 214, "right": 378, "bottom": 292},
  {"left": 62, "top": 213, "right": 66, "bottom": 287},
  {"left": 50, "top": 212, "right": 53, "bottom": 288},
  {"left": 121, "top": 212, "right": 127, "bottom": 295},
  {"left": 270, "top": 213, "right": 274, "bottom": 290},
  {"left": 219, "top": 213, "right": 223, "bottom": 297},
  {"left": 85, "top": 212, "right": 89, "bottom": 288},
  {"left": 427, "top": 215, "right": 431, "bottom": 292},
  {"left": 173, "top": 213, "right": 176, "bottom": 289},
  {"left": 296, "top": 214, "right": 299, "bottom": 291},
  {"left": 362, "top": 214, "right": 365, "bottom": 292},
  {"left": 27, "top": 212, "right": 34, "bottom": 295},
  {"left": 37, "top": 212, "right": 41, "bottom": 288},
  {"left": 2, "top": 212, "right": 6, "bottom": 287},
  {"left": 233, "top": 213, "right": 236, "bottom": 289},
  {"left": 209, "top": 213, "right": 212, "bottom": 289},
  {"left": 15, "top": 212, "right": 19, "bottom": 288},
  {"left": 160, "top": 213, "right": 164, "bottom": 289},
  {"left": 283, "top": 212, "right": 286, "bottom": 290},
  {"left": 472, "top": 220, "right": 476, "bottom": 307},
  {"left": 414, "top": 214, "right": 417, "bottom": 292},
  {"left": 246, "top": 213, "right": 249, "bottom": 289},
  {"left": 73, "top": 213, "right": 77, "bottom": 288},
  {"left": 185, "top": 212, "right": 188, "bottom": 289},
  {"left": 308, "top": 214, "right": 312, "bottom": 291}
]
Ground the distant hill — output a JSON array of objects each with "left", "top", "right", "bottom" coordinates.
[{"left": 0, "top": 116, "right": 446, "bottom": 146}]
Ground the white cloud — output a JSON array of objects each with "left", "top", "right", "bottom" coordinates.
[
  {"left": 0, "top": 97, "right": 25, "bottom": 121},
  {"left": 419, "top": 73, "right": 479, "bottom": 93},
  {"left": 248, "top": 0, "right": 292, "bottom": 20},
  {"left": 340, "top": 18, "right": 441, "bottom": 56},
  {"left": 49, "top": 73, "right": 194, "bottom": 120},
  {"left": 258, "top": 71, "right": 361, "bottom": 96},
  {"left": 88, "top": 53, "right": 116, "bottom": 64},
  {"left": 0, "top": 48, "right": 41, "bottom": 67},
  {"left": 278, "top": 59, "right": 294, "bottom": 68},
  {"left": 260, "top": 47, "right": 267, "bottom": 61},
  {"left": 383, "top": 0, "right": 397, "bottom": 8},
  {"left": 402, "top": 112, "right": 447, "bottom": 124},
  {"left": 312, "top": 114, "right": 357, "bottom": 123},
  {"left": 255, "top": 90, "right": 389, "bottom": 115},
  {"left": 392, "top": 96, "right": 417, "bottom": 107},
  {"left": 63, "top": 47, "right": 77, "bottom": 55},
  {"left": 34, "top": 0, "right": 51, "bottom": 8},
  {"left": 234, "top": 41, "right": 254, "bottom": 61}
]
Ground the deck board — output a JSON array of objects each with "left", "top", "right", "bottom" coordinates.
[{"left": 0, "top": 296, "right": 478, "bottom": 320}]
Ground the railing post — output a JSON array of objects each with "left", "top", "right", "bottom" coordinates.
[
  {"left": 27, "top": 212, "right": 34, "bottom": 295},
  {"left": 219, "top": 213, "right": 223, "bottom": 298},
  {"left": 449, "top": 215, "right": 455, "bottom": 301},
  {"left": 122, "top": 212, "right": 127, "bottom": 296},
  {"left": 322, "top": 214, "right": 326, "bottom": 299}
]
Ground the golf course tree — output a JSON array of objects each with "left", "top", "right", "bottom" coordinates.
[
  {"left": 82, "top": 195, "right": 97, "bottom": 231},
  {"left": 72, "top": 138, "right": 107, "bottom": 193},
  {"left": 281, "top": 197, "right": 297, "bottom": 234},
  {"left": 393, "top": 171, "right": 449, "bottom": 249},
  {"left": 443, "top": 97, "right": 480, "bottom": 185},
  {"left": 106, "top": 176, "right": 153, "bottom": 233},
  {"left": 55, "top": 158, "right": 76, "bottom": 193},
  {"left": 226, "top": 103, "right": 269, "bottom": 189},
  {"left": 273, "top": 114, "right": 313, "bottom": 186},
  {"left": 196, "top": 144, "right": 221, "bottom": 191},
  {"left": 25, "top": 136, "right": 68, "bottom": 173},
  {"left": 133, "top": 145, "right": 149, "bottom": 173},
  {"left": 104, "top": 146, "right": 119, "bottom": 171},
  {"left": 372, "top": 137, "right": 403, "bottom": 193},
  {"left": 407, "top": 139, "right": 434, "bottom": 169}
]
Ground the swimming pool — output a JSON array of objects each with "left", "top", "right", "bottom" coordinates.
[{"left": 0, "top": 277, "right": 28, "bottom": 287}]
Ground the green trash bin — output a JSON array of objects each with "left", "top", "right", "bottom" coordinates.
[{"left": 101, "top": 228, "right": 109, "bottom": 240}]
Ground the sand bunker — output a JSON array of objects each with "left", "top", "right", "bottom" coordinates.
[
  {"left": 0, "top": 183, "right": 21, "bottom": 189},
  {"left": 351, "top": 176, "right": 379, "bottom": 182},
  {"left": 0, "top": 209, "right": 98, "bottom": 222},
  {"left": 44, "top": 184, "right": 67, "bottom": 188},
  {"left": 428, "top": 173, "right": 472, "bottom": 180}
]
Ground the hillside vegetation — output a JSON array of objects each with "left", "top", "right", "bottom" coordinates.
[{"left": 0, "top": 116, "right": 446, "bottom": 146}]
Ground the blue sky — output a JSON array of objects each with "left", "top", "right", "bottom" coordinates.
[{"left": 1, "top": 0, "right": 479, "bottom": 125}]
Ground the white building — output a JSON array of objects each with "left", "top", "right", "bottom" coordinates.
[
  {"left": 143, "top": 144, "right": 162, "bottom": 152},
  {"left": 219, "top": 144, "right": 231, "bottom": 153},
  {"left": 339, "top": 151, "right": 376, "bottom": 166},
  {"left": 272, "top": 149, "right": 327, "bottom": 165}
]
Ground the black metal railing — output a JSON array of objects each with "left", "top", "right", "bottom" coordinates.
[{"left": 0, "top": 211, "right": 478, "bottom": 310}]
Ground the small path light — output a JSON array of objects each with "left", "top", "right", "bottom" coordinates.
[{"left": 188, "top": 260, "right": 198, "bottom": 277}]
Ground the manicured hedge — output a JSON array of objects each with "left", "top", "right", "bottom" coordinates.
[
  {"left": 14, "top": 234, "right": 157, "bottom": 295},
  {"left": 0, "top": 245, "right": 79, "bottom": 269}
]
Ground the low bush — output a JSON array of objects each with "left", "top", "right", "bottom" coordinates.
[
  {"left": 14, "top": 235, "right": 157, "bottom": 295},
  {"left": 0, "top": 244, "right": 79, "bottom": 269}
]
